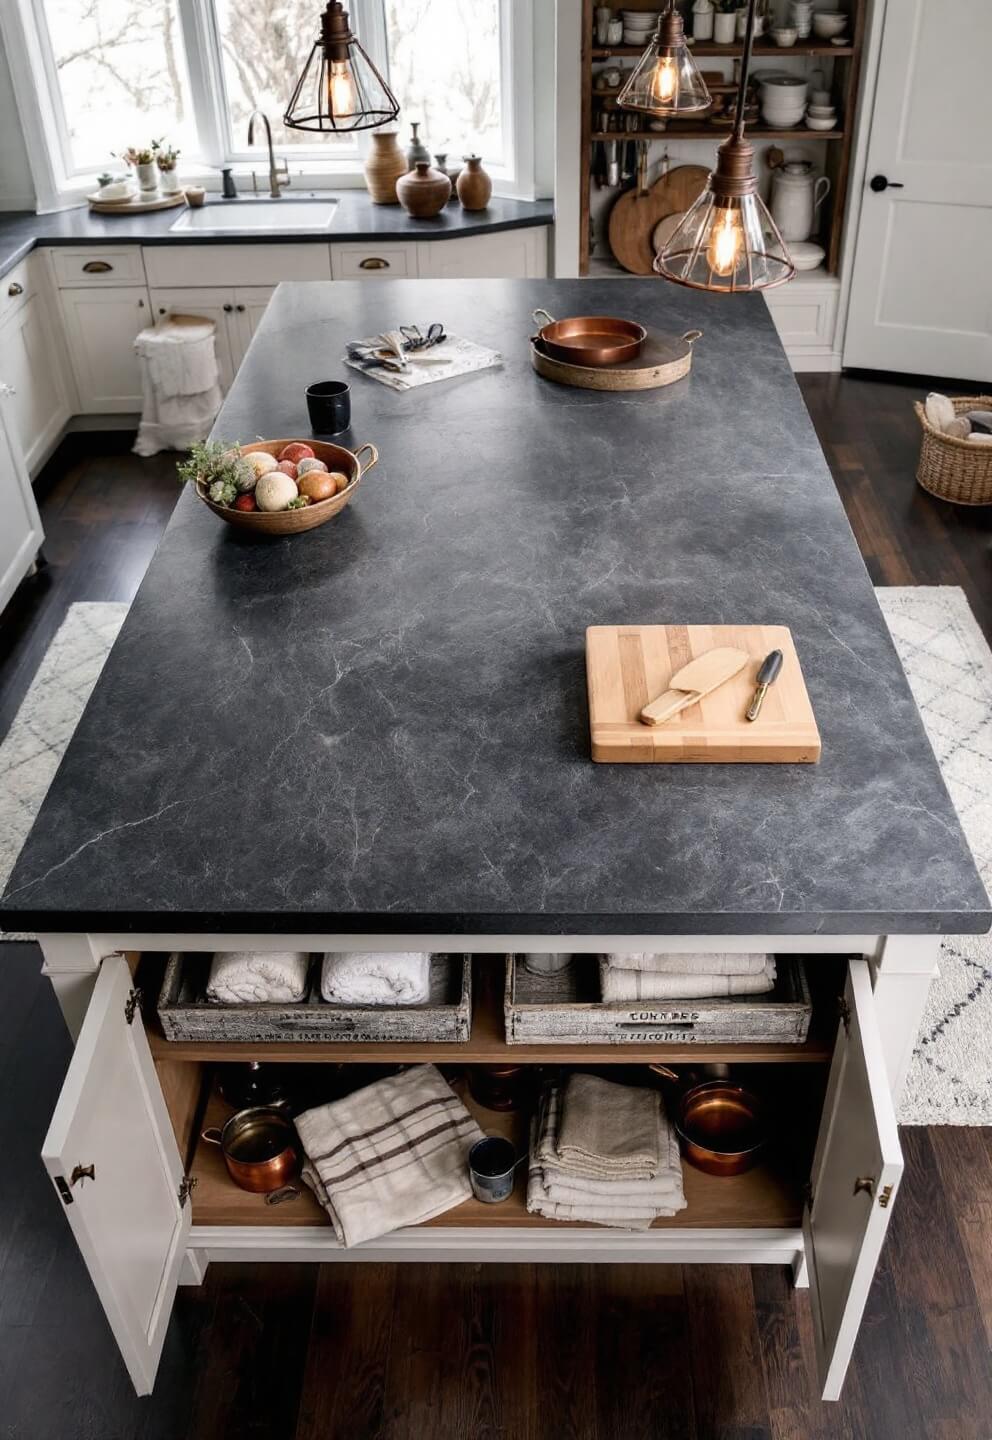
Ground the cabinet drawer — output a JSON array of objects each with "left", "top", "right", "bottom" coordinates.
[
  {"left": 330, "top": 242, "right": 417, "bottom": 279},
  {"left": 416, "top": 227, "right": 549, "bottom": 280},
  {"left": 143, "top": 244, "right": 331, "bottom": 288},
  {"left": 763, "top": 280, "right": 839, "bottom": 350},
  {"left": 50, "top": 247, "right": 146, "bottom": 287}
]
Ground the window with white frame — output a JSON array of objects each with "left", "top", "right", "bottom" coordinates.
[{"left": 10, "top": 0, "right": 531, "bottom": 197}]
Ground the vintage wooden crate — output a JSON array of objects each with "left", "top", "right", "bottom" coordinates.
[
  {"left": 504, "top": 955, "right": 812, "bottom": 1045},
  {"left": 157, "top": 952, "right": 472, "bottom": 1043}
]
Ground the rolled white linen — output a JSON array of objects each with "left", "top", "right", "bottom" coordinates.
[
  {"left": 206, "top": 951, "right": 309, "bottom": 1004},
  {"left": 321, "top": 951, "right": 431, "bottom": 1005},
  {"left": 604, "top": 952, "right": 771, "bottom": 976},
  {"left": 599, "top": 958, "right": 776, "bottom": 1003}
]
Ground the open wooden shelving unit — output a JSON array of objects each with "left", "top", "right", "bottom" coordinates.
[{"left": 579, "top": 0, "right": 868, "bottom": 277}]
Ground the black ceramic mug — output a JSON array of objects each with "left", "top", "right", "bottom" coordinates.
[{"left": 306, "top": 380, "right": 351, "bottom": 435}]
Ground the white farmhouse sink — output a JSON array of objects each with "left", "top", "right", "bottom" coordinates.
[{"left": 170, "top": 199, "right": 338, "bottom": 234}]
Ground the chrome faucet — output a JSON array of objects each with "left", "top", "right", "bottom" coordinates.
[{"left": 247, "top": 110, "right": 290, "bottom": 198}]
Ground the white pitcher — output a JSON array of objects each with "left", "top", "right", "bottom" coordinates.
[{"left": 770, "top": 163, "right": 830, "bottom": 243}]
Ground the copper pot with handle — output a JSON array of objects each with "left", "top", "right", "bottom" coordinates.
[
  {"left": 202, "top": 1106, "right": 300, "bottom": 1193},
  {"left": 650, "top": 1066, "right": 766, "bottom": 1177},
  {"left": 532, "top": 307, "right": 647, "bottom": 366}
]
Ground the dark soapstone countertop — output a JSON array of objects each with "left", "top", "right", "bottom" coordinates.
[
  {"left": 0, "top": 192, "right": 554, "bottom": 280},
  {"left": 3, "top": 278, "right": 988, "bottom": 936}
]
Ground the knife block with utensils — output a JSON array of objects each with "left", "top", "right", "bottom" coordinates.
[{"left": 585, "top": 625, "right": 821, "bottom": 763}]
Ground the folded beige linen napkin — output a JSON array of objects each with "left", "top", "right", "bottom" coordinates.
[
  {"left": 554, "top": 1073, "right": 663, "bottom": 1178},
  {"left": 599, "top": 958, "right": 777, "bottom": 1003},
  {"left": 604, "top": 952, "right": 771, "bottom": 975},
  {"left": 295, "top": 1064, "right": 483, "bottom": 1247}
]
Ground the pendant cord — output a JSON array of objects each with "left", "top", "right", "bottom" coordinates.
[{"left": 733, "top": 0, "right": 759, "bottom": 139}]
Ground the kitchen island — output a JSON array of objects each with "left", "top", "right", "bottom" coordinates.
[{"left": 3, "top": 280, "right": 987, "bottom": 1399}]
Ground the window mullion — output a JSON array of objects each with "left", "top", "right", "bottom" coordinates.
[{"left": 177, "top": 0, "right": 228, "bottom": 166}]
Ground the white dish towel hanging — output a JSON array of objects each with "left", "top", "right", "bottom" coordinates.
[{"left": 133, "top": 314, "right": 223, "bottom": 456}]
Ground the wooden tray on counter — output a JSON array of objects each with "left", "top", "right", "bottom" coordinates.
[
  {"left": 530, "top": 327, "right": 701, "bottom": 392},
  {"left": 586, "top": 624, "right": 821, "bottom": 763}
]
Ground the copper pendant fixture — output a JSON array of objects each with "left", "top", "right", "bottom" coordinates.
[
  {"left": 654, "top": 0, "right": 796, "bottom": 293},
  {"left": 284, "top": 1, "right": 400, "bottom": 134},
  {"left": 618, "top": 0, "right": 712, "bottom": 116}
]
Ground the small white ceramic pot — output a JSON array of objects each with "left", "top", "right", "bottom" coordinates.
[
  {"left": 714, "top": 11, "right": 737, "bottom": 43},
  {"left": 136, "top": 161, "right": 158, "bottom": 193}
]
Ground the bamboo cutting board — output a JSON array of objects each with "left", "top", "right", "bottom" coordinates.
[{"left": 586, "top": 625, "right": 821, "bottom": 763}]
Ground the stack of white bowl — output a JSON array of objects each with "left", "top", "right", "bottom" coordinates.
[
  {"left": 789, "top": 0, "right": 814, "bottom": 37},
  {"left": 812, "top": 9, "right": 848, "bottom": 39},
  {"left": 622, "top": 9, "right": 660, "bottom": 45},
  {"left": 806, "top": 86, "right": 838, "bottom": 130},
  {"left": 760, "top": 75, "right": 808, "bottom": 129}
]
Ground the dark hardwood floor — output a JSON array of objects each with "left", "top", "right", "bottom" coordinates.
[{"left": 1, "top": 381, "right": 991, "bottom": 1439}]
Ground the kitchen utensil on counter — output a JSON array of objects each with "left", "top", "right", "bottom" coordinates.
[
  {"left": 531, "top": 308, "right": 646, "bottom": 367},
  {"left": 650, "top": 1067, "right": 766, "bottom": 1175},
  {"left": 195, "top": 438, "right": 377, "bottom": 535},
  {"left": 608, "top": 163, "right": 710, "bottom": 276},
  {"left": 771, "top": 163, "right": 830, "bottom": 242},
  {"left": 586, "top": 624, "right": 821, "bottom": 763},
  {"left": 468, "top": 1137, "right": 519, "bottom": 1204},
  {"left": 202, "top": 1106, "right": 300, "bottom": 1193},
  {"left": 396, "top": 161, "right": 452, "bottom": 217},
  {"left": 530, "top": 326, "right": 700, "bottom": 392},
  {"left": 746, "top": 648, "right": 783, "bottom": 721},
  {"left": 306, "top": 379, "right": 351, "bottom": 434},
  {"left": 640, "top": 647, "right": 749, "bottom": 726}
]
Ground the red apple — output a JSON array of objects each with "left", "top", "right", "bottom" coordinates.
[
  {"left": 233, "top": 493, "right": 257, "bottom": 512},
  {"left": 275, "top": 460, "right": 298, "bottom": 479},
  {"left": 278, "top": 442, "right": 315, "bottom": 464}
]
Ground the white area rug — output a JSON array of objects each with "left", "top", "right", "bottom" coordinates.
[{"left": 1, "top": 592, "right": 990, "bottom": 1123}]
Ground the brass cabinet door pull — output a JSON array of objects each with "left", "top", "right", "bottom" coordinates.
[
  {"left": 7, "top": 281, "right": 24, "bottom": 296},
  {"left": 82, "top": 260, "right": 113, "bottom": 273},
  {"left": 359, "top": 257, "right": 390, "bottom": 270}
]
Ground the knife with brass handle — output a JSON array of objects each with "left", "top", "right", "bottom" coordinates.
[
  {"left": 746, "top": 649, "right": 783, "bottom": 722},
  {"left": 640, "top": 647, "right": 749, "bottom": 727}
]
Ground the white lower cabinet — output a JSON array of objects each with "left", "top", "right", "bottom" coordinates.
[
  {"left": 0, "top": 268, "right": 70, "bottom": 474},
  {"left": 0, "top": 392, "right": 44, "bottom": 611},
  {"left": 44, "top": 952, "right": 900, "bottom": 1399},
  {"left": 764, "top": 277, "right": 841, "bottom": 372},
  {"left": 149, "top": 288, "right": 238, "bottom": 392},
  {"left": 417, "top": 227, "right": 549, "bottom": 279},
  {"left": 231, "top": 287, "right": 276, "bottom": 366},
  {"left": 59, "top": 286, "right": 151, "bottom": 412}
]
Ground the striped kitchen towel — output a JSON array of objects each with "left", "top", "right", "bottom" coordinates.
[{"left": 294, "top": 1064, "right": 484, "bottom": 1247}]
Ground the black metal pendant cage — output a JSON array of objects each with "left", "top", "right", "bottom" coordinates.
[{"left": 284, "top": 1, "right": 400, "bottom": 133}]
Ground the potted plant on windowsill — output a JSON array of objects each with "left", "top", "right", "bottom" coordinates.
[
  {"left": 122, "top": 145, "right": 158, "bottom": 194},
  {"left": 155, "top": 142, "right": 182, "bottom": 194}
]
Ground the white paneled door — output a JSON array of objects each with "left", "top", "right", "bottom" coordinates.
[{"left": 844, "top": 0, "right": 992, "bottom": 379}]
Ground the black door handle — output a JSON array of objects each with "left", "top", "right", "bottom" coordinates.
[{"left": 870, "top": 174, "right": 905, "bottom": 193}]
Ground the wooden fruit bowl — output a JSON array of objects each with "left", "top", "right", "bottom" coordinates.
[{"left": 196, "top": 439, "right": 378, "bottom": 535}]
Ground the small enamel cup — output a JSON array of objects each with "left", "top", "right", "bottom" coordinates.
[{"left": 468, "top": 1136, "right": 518, "bottom": 1204}]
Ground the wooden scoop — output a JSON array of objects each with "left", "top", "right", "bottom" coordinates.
[{"left": 640, "top": 647, "right": 749, "bottom": 727}]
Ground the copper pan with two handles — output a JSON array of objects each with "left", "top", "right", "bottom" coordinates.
[{"left": 532, "top": 307, "right": 647, "bottom": 367}]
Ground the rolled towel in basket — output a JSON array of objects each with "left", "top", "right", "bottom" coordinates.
[
  {"left": 600, "top": 958, "right": 776, "bottom": 1003},
  {"left": 321, "top": 951, "right": 431, "bottom": 1005},
  {"left": 604, "top": 952, "right": 770, "bottom": 976},
  {"left": 206, "top": 951, "right": 309, "bottom": 1004}
]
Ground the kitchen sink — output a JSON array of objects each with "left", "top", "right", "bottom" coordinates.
[{"left": 169, "top": 199, "right": 338, "bottom": 234}]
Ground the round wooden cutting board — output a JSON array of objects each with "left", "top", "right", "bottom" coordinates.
[
  {"left": 608, "top": 164, "right": 710, "bottom": 276},
  {"left": 530, "top": 327, "right": 702, "bottom": 392}
]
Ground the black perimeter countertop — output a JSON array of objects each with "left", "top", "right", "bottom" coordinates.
[
  {"left": 3, "top": 278, "right": 988, "bottom": 937},
  {"left": 0, "top": 192, "right": 554, "bottom": 281}
]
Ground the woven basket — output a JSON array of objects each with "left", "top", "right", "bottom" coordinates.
[
  {"left": 914, "top": 396, "right": 992, "bottom": 506},
  {"left": 196, "top": 439, "right": 378, "bottom": 534}
]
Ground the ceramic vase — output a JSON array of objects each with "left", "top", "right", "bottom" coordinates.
[
  {"left": 714, "top": 11, "right": 737, "bottom": 43},
  {"left": 456, "top": 155, "right": 492, "bottom": 211},
  {"left": 405, "top": 121, "right": 431, "bottom": 170},
  {"left": 692, "top": 0, "right": 714, "bottom": 40},
  {"left": 396, "top": 161, "right": 452, "bottom": 218},
  {"left": 364, "top": 131, "right": 407, "bottom": 204},
  {"left": 158, "top": 168, "right": 181, "bottom": 195},
  {"left": 135, "top": 161, "right": 158, "bottom": 194}
]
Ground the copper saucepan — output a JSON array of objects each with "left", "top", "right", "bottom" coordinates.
[
  {"left": 202, "top": 1106, "right": 301, "bottom": 1193},
  {"left": 532, "top": 307, "right": 647, "bottom": 366},
  {"left": 651, "top": 1067, "right": 766, "bottom": 1177}
]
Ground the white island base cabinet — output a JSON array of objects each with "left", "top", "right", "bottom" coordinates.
[
  {"left": 39, "top": 934, "right": 933, "bottom": 1400},
  {"left": 0, "top": 393, "right": 44, "bottom": 610}
]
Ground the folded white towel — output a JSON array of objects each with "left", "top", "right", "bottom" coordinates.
[
  {"left": 206, "top": 951, "right": 309, "bottom": 1004},
  {"left": 604, "top": 952, "right": 771, "bottom": 976},
  {"left": 296, "top": 1064, "right": 483, "bottom": 1246},
  {"left": 321, "top": 952, "right": 431, "bottom": 1005},
  {"left": 599, "top": 959, "right": 776, "bottom": 1003}
]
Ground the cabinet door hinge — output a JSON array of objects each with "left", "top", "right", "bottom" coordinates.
[
  {"left": 837, "top": 996, "right": 851, "bottom": 1037},
  {"left": 54, "top": 1175, "right": 74, "bottom": 1206},
  {"left": 178, "top": 1175, "right": 197, "bottom": 1210},
  {"left": 878, "top": 1183, "right": 894, "bottom": 1209},
  {"left": 124, "top": 987, "right": 142, "bottom": 1025}
]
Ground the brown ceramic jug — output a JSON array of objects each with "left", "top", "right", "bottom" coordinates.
[
  {"left": 363, "top": 131, "right": 407, "bottom": 204},
  {"left": 456, "top": 155, "right": 492, "bottom": 211},
  {"left": 396, "top": 161, "right": 452, "bottom": 218}
]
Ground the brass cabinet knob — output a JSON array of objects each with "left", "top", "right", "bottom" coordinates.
[{"left": 7, "top": 281, "right": 24, "bottom": 296}]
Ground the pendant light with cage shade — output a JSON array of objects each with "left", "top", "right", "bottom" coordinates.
[
  {"left": 284, "top": 1, "right": 400, "bottom": 133},
  {"left": 654, "top": 0, "right": 795, "bottom": 293},
  {"left": 617, "top": 1, "right": 711, "bottom": 116}
]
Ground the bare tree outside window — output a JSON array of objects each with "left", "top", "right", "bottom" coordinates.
[
  {"left": 42, "top": 0, "right": 195, "bottom": 172},
  {"left": 384, "top": 0, "right": 502, "bottom": 161}
]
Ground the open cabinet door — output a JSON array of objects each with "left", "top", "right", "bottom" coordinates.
[
  {"left": 42, "top": 956, "right": 190, "bottom": 1396},
  {"left": 804, "top": 959, "right": 903, "bottom": 1401}
]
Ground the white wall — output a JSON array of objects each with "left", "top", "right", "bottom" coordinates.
[{"left": 0, "top": 42, "right": 34, "bottom": 210}]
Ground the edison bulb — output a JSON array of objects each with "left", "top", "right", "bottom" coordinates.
[
  {"left": 328, "top": 58, "right": 356, "bottom": 118},
  {"left": 652, "top": 55, "right": 678, "bottom": 104},
  {"left": 706, "top": 206, "right": 744, "bottom": 278}
]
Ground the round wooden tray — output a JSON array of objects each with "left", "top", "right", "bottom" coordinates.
[
  {"left": 87, "top": 190, "right": 187, "bottom": 215},
  {"left": 530, "top": 327, "right": 701, "bottom": 392}
]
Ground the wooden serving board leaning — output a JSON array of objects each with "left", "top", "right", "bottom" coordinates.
[{"left": 586, "top": 624, "right": 821, "bottom": 763}]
